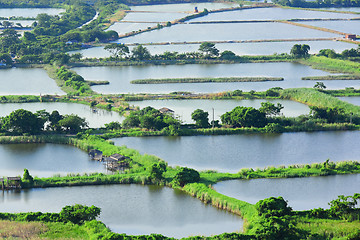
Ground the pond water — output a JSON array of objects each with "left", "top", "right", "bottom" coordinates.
[
  {"left": 70, "top": 40, "right": 354, "bottom": 58},
  {"left": 320, "top": 7, "right": 360, "bottom": 12},
  {"left": 130, "top": 2, "right": 239, "bottom": 12},
  {"left": 118, "top": 22, "right": 339, "bottom": 44},
  {"left": 112, "top": 131, "right": 360, "bottom": 172},
  {"left": 0, "top": 102, "right": 124, "bottom": 128},
  {"left": 214, "top": 174, "right": 360, "bottom": 210},
  {"left": 127, "top": 99, "right": 309, "bottom": 123},
  {"left": 188, "top": 7, "right": 358, "bottom": 22},
  {"left": 109, "top": 22, "right": 157, "bottom": 35},
  {"left": 0, "top": 143, "right": 105, "bottom": 177},
  {"left": 72, "top": 62, "right": 360, "bottom": 94},
  {"left": 305, "top": 20, "right": 360, "bottom": 35},
  {"left": 338, "top": 96, "right": 360, "bottom": 106},
  {"left": 0, "top": 184, "right": 242, "bottom": 238},
  {"left": 0, "top": 68, "right": 63, "bottom": 95},
  {"left": 120, "top": 12, "right": 188, "bottom": 22},
  {"left": 0, "top": 8, "right": 64, "bottom": 18}
]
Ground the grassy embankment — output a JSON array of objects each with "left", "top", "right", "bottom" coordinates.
[
  {"left": 44, "top": 65, "right": 80, "bottom": 94},
  {"left": 302, "top": 75, "right": 360, "bottom": 80},
  {"left": 1, "top": 134, "right": 359, "bottom": 238},
  {"left": 299, "top": 56, "right": 360, "bottom": 75},
  {"left": 130, "top": 77, "right": 284, "bottom": 84},
  {"left": 280, "top": 87, "right": 360, "bottom": 116}
]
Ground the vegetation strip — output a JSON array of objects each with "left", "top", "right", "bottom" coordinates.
[
  {"left": 130, "top": 77, "right": 284, "bottom": 84},
  {"left": 302, "top": 75, "right": 360, "bottom": 80}
]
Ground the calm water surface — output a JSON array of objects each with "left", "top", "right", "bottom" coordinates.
[
  {"left": 338, "top": 96, "right": 360, "bottom": 106},
  {"left": 72, "top": 63, "right": 360, "bottom": 94},
  {"left": 0, "top": 68, "right": 63, "bottom": 95},
  {"left": 0, "top": 102, "right": 124, "bottom": 128},
  {"left": 130, "top": 2, "right": 238, "bottom": 12},
  {"left": 0, "top": 143, "right": 105, "bottom": 177},
  {"left": 0, "top": 184, "right": 242, "bottom": 238},
  {"left": 118, "top": 22, "right": 339, "bottom": 44},
  {"left": 109, "top": 22, "right": 157, "bottom": 35},
  {"left": 70, "top": 40, "right": 354, "bottom": 58},
  {"left": 305, "top": 20, "right": 360, "bottom": 35},
  {"left": 112, "top": 131, "right": 360, "bottom": 172},
  {"left": 120, "top": 12, "right": 188, "bottom": 22},
  {"left": 188, "top": 7, "right": 358, "bottom": 22},
  {"left": 0, "top": 8, "right": 64, "bottom": 18},
  {"left": 214, "top": 174, "right": 360, "bottom": 210},
  {"left": 127, "top": 99, "right": 309, "bottom": 123}
]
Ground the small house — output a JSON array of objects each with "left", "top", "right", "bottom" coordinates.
[
  {"left": 89, "top": 149, "right": 103, "bottom": 161},
  {"left": 159, "top": 107, "right": 174, "bottom": 115},
  {"left": 6, "top": 177, "right": 21, "bottom": 189},
  {"left": 345, "top": 34, "right": 357, "bottom": 40},
  {"left": 104, "top": 154, "right": 130, "bottom": 171}
]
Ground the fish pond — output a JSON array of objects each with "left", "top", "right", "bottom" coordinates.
[
  {"left": 127, "top": 99, "right": 309, "bottom": 123},
  {"left": 0, "top": 68, "right": 63, "bottom": 95},
  {"left": 188, "top": 7, "right": 358, "bottom": 22},
  {"left": 0, "top": 8, "right": 64, "bottom": 18},
  {"left": 338, "top": 96, "right": 360, "bottom": 106},
  {"left": 70, "top": 40, "right": 354, "bottom": 58},
  {"left": 118, "top": 22, "right": 339, "bottom": 44},
  {"left": 73, "top": 62, "right": 360, "bottom": 94},
  {"left": 214, "top": 174, "right": 360, "bottom": 210},
  {"left": 130, "top": 2, "right": 239, "bottom": 12},
  {"left": 0, "top": 143, "right": 105, "bottom": 178},
  {"left": 0, "top": 184, "right": 242, "bottom": 238},
  {"left": 112, "top": 131, "right": 360, "bottom": 172}
]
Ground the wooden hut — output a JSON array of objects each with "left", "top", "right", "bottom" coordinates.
[
  {"left": 89, "top": 149, "right": 103, "bottom": 161},
  {"left": 159, "top": 107, "right": 174, "bottom": 115},
  {"left": 105, "top": 154, "right": 130, "bottom": 171},
  {"left": 6, "top": 177, "right": 21, "bottom": 189}
]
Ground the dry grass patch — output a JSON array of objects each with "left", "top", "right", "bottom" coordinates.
[
  {"left": 0, "top": 220, "right": 48, "bottom": 239},
  {"left": 103, "top": 10, "right": 126, "bottom": 28}
]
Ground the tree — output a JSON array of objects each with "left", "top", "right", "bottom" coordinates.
[
  {"left": 58, "top": 114, "right": 88, "bottom": 133},
  {"left": 48, "top": 110, "right": 63, "bottom": 132},
  {"left": 2, "top": 109, "right": 43, "bottom": 134},
  {"left": 104, "top": 43, "right": 129, "bottom": 59},
  {"left": 60, "top": 204, "right": 101, "bottom": 224},
  {"left": 220, "top": 50, "right": 237, "bottom": 60},
  {"left": 131, "top": 45, "right": 151, "bottom": 60},
  {"left": 310, "top": 106, "right": 345, "bottom": 123},
  {"left": 0, "top": 28, "right": 20, "bottom": 50},
  {"left": 174, "top": 167, "right": 200, "bottom": 187},
  {"left": 22, "top": 168, "right": 34, "bottom": 184},
  {"left": 199, "top": 42, "right": 219, "bottom": 58},
  {"left": 150, "top": 162, "right": 167, "bottom": 182},
  {"left": 290, "top": 44, "right": 310, "bottom": 58},
  {"left": 2, "top": 21, "right": 13, "bottom": 29},
  {"left": 259, "top": 102, "right": 284, "bottom": 117},
  {"left": 191, "top": 109, "right": 210, "bottom": 128},
  {"left": 104, "top": 121, "right": 121, "bottom": 130},
  {"left": 221, "top": 106, "right": 267, "bottom": 128},
  {"left": 314, "top": 81, "right": 326, "bottom": 90}
]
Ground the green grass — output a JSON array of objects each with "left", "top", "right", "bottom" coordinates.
[
  {"left": 302, "top": 75, "right": 360, "bottom": 80},
  {"left": 281, "top": 88, "right": 360, "bottom": 116},
  {"left": 131, "top": 77, "right": 284, "bottom": 84},
  {"left": 295, "top": 217, "right": 360, "bottom": 239},
  {"left": 299, "top": 56, "right": 360, "bottom": 75}
]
